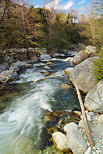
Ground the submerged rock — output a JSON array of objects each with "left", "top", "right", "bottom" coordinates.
[{"left": 60, "top": 83, "right": 72, "bottom": 89}]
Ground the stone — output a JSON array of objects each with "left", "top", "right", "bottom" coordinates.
[
  {"left": 92, "top": 123, "right": 103, "bottom": 137},
  {"left": 73, "top": 46, "right": 96, "bottom": 65},
  {"left": 0, "top": 63, "right": 9, "bottom": 72},
  {"left": 52, "top": 53, "right": 60, "bottom": 57},
  {"left": 40, "top": 54, "right": 51, "bottom": 61},
  {"left": 52, "top": 132, "right": 70, "bottom": 152},
  {"left": 84, "top": 80, "right": 103, "bottom": 113},
  {"left": 64, "top": 68, "right": 73, "bottom": 76},
  {"left": 70, "top": 57, "right": 98, "bottom": 93},
  {"left": 25, "top": 64, "right": 32, "bottom": 68},
  {"left": 64, "top": 57, "right": 73, "bottom": 63},
  {"left": 73, "top": 111, "right": 81, "bottom": 116},
  {"left": 85, "top": 46, "right": 96, "bottom": 54},
  {"left": 64, "top": 122, "right": 78, "bottom": 133},
  {"left": 45, "top": 70, "right": 65, "bottom": 77},
  {"left": 60, "top": 83, "right": 71, "bottom": 89},
  {"left": 0, "top": 70, "right": 19, "bottom": 83},
  {"left": 98, "top": 114, "right": 103, "bottom": 123},
  {"left": 46, "top": 62, "right": 54, "bottom": 65},
  {"left": 43, "top": 66, "right": 51, "bottom": 70},
  {"left": 9, "top": 61, "right": 27, "bottom": 72},
  {"left": 66, "top": 129, "right": 87, "bottom": 154},
  {"left": 78, "top": 120, "right": 85, "bottom": 128},
  {"left": 84, "top": 147, "right": 92, "bottom": 154},
  {"left": 41, "top": 70, "right": 49, "bottom": 74}
]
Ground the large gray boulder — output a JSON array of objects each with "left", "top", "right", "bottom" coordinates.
[
  {"left": 69, "top": 57, "right": 98, "bottom": 93},
  {"left": 66, "top": 129, "right": 87, "bottom": 154},
  {"left": 0, "top": 70, "right": 18, "bottom": 83},
  {"left": 9, "top": 61, "right": 27, "bottom": 72},
  {"left": 40, "top": 54, "right": 51, "bottom": 61},
  {"left": 84, "top": 80, "right": 103, "bottom": 113},
  {"left": 73, "top": 46, "right": 96, "bottom": 65}
]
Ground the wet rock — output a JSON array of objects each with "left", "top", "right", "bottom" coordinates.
[
  {"left": 0, "top": 63, "right": 9, "bottom": 72},
  {"left": 66, "top": 129, "right": 87, "bottom": 154},
  {"left": 64, "top": 57, "right": 73, "bottom": 63},
  {"left": 0, "top": 70, "right": 18, "bottom": 83},
  {"left": 70, "top": 57, "right": 98, "bottom": 93},
  {"left": 45, "top": 70, "right": 64, "bottom": 77},
  {"left": 40, "top": 54, "right": 51, "bottom": 61},
  {"left": 84, "top": 80, "right": 103, "bottom": 113},
  {"left": 52, "top": 132, "right": 71, "bottom": 152},
  {"left": 41, "top": 70, "right": 49, "bottom": 75},
  {"left": 9, "top": 61, "right": 27, "bottom": 72},
  {"left": 43, "top": 66, "right": 51, "bottom": 70},
  {"left": 46, "top": 62, "right": 54, "bottom": 65},
  {"left": 25, "top": 64, "right": 32, "bottom": 68},
  {"left": 52, "top": 53, "right": 60, "bottom": 57},
  {"left": 60, "top": 83, "right": 72, "bottom": 89},
  {"left": 64, "top": 68, "right": 73, "bottom": 76}
]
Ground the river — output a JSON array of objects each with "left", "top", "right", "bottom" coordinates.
[{"left": 0, "top": 58, "right": 80, "bottom": 154}]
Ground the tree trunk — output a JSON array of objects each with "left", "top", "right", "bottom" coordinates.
[{"left": 72, "top": 72, "right": 95, "bottom": 148}]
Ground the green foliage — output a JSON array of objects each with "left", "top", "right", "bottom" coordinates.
[{"left": 93, "top": 48, "right": 103, "bottom": 81}]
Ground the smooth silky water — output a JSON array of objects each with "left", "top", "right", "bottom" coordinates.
[{"left": 0, "top": 59, "right": 80, "bottom": 154}]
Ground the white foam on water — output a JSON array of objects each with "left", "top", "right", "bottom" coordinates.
[{"left": 0, "top": 76, "right": 61, "bottom": 153}]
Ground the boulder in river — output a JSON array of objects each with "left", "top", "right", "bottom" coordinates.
[
  {"left": 69, "top": 57, "right": 98, "bottom": 93},
  {"left": 84, "top": 80, "right": 103, "bottom": 113},
  {"left": 40, "top": 54, "right": 51, "bottom": 61},
  {"left": 9, "top": 61, "right": 27, "bottom": 72},
  {"left": 0, "top": 70, "right": 18, "bottom": 83}
]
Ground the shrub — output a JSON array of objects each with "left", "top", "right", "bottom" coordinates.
[{"left": 93, "top": 48, "right": 103, "bottom": 81}]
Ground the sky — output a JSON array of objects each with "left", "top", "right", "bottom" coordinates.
[{"left": 30, "top": 0, "right": 90, "bottom": 13}]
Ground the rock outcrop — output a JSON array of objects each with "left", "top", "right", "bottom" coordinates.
[{"left": 69, "top": 57, "right": 98, "bottom": 93}]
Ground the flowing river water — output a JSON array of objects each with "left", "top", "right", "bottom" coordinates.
[{"left": 0, "top": 58, "right": 81, "bottom": 154}]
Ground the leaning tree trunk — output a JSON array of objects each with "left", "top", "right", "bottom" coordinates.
[{"left": 72, "top": 72, "right": 95, "bottom": 148}]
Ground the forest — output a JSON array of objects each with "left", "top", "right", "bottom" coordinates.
[{"left": 0, "top": 0, "right": 103, "bottom": 79}]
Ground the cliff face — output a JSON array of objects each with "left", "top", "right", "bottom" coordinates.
[{"left": 0, "top": 0, "right": 27, "bottom": 21}]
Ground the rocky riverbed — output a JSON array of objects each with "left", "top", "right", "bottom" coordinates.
[{"left": 0, "top": 46, "right": 103, "bottom": 154}]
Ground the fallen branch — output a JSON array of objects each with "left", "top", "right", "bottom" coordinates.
[{"left": 72, "top": 72, "right": 95, "bottom": 148}]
